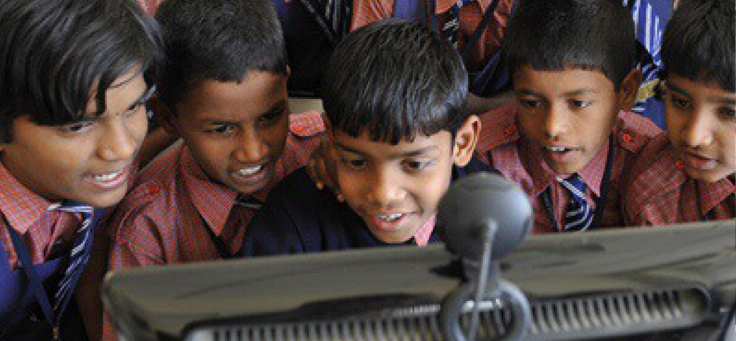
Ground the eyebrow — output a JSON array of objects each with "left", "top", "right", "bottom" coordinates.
[
  {"left": 667, "top": 82, "right": 736, "bottom": 105},
  {"left": 198, "top": 99, "right": 288, "bottom": 125},
  {"left": 260, "top": 99, "right": 288, "bottom": 117},
  {"left": 515, "top": 88, "right": 597, "bottom": 97},
  {"left": 335, "top": 142, "right": 439, "bottom": 158}
]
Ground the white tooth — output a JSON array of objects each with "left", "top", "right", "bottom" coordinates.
[
  {"left": 237, "top": 165, "right": 262, "bottom": 176},
  {"left": 378, "top": 213, "right": 403, "bottom": 222},
  {"left": 93, "top": 170, "right": 122, "bottom": 181},
  {"left": 548, "top": 146, "right": 567, "bottom": 152}
]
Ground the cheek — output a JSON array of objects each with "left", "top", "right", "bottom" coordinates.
[
  {"left": 335, "top": 169, "right": 362, "bottom": 200},
  {"left": 721, "top": 128, "right": 736, "bottom": 168},
  {"left": 186, "top": 136, "right": 231, "bottom": 170},
  {"left": 413, "top": 168, "right": 453, "bottom": 209},
  {"left": 131, "top": 112, "right": 150, "bottom": 145}
]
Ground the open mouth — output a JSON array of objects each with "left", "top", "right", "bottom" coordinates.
[
  {"left": 377, "top": 213, "right": 405, "bottom": 222},
  {"left": 92, "top": 169, "right": 125, "bottom": 182},
  {"left": 236, "top": 164, "right": 263, "bottom": 176}
]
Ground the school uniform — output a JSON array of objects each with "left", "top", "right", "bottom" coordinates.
[
  {"left": 623, "top": 134, "right": 735, "bottom": 225},
  {"left": 351, "top": 0, "right": 516, "bottom": 96},
  {"left": 475, "top": 104, "right": 662, "bottom": 233},
  {"left": 0, "top": 161, "right": 107, "bottom": 341},
  {"left": 240, "top": 158, "right": 496, "bottom": 256}
]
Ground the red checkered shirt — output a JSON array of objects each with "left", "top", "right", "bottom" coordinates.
[
  {"left": 623, "top": 134, "right": 735, "bottom": 225},
  {"left": 0, "top": 162, "right": 87, "bottom": 269},
  {"left": 351, "top": 0, "right": 516, "bottom": 72},
  {"left": 475, "top": 104, "right": 662, "bottom": 233}
]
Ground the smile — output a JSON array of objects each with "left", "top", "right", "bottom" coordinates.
[
  {"left": 92, "top": 169, "right": 125, "bottom": 182},
  {"left": 236, "top": 164, "right": 263, "bottom": 176},
  {"left": 545, "top": 146, "right": 577, "bottom": 152},
  {"left": 377, "top": 213, "right": 404, "bottom": 222}
]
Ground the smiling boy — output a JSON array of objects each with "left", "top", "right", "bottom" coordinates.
[
  {"left": 0, "top": 0, "right": 161, "bottom": 339},
  {"left": 623, "top": 0, "right": 735, "bottom": 224},
  {"left": 474, "top": 0, "right": 662, "bottom": 233},
  {"left": 241, "top": 19, "right": 491, "bottom": 256},
  {"left": 106, "top": 0, "right": 324, "bottom": 269}
]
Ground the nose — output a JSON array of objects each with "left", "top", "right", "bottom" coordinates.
[
  {"left": 543, "top": 105, "right": 569, "bottom": 139},
  {"left": 233, "top": 128, "right": 268, "bottom": 163},
  {"left": 680, "top": 111, "right": 713, "bottom": 149},
  {"left": 97, "top": 117, "right": 142, "bottom": 162},
  {"left": 366, "top": 167, "right": 404, "bottom": 209}
]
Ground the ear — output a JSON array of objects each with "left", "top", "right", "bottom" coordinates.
[
  {"left": 149, "top": 96, "right": 179, "bottom": 136},
  {"left": 452, "top": 115, "right": 481, "bottom": 167},
  {"left": 618, "top": 69, "right": 642, "bottom": 111}
]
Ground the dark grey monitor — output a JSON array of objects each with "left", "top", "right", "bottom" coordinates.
[{"left": 103, "top": 220, "right": 736, "bottom": 341}]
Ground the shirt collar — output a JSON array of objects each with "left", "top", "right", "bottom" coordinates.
[
  {"left": 435, "top": 0, "right": 490, "bottom": 14},
  {"left": 180, "top": 146, "right": 240, "bottom": 236},
  {"left": 520, "top": 131, "right": 610, "bottom": 198},
  {"left": 180, "top": 145, "right": 287, "bottom": 236},
  {"left": 697, "top": 177, "right": 735, "bottom": 216},
  {"left": 0, "top": 161, "right": 57, "bottom": 234},
  {"left": 413, "top": 214, "right": 437, "bottom": 246}
]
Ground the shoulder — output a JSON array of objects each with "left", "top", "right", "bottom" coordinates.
[
  {"left": 622, "top": 135, "right": 685, "bottom": 224},
  {"left": 613, "top": 110, "right": 663, "bottom": 155},
  {"left": 108, "top": 146, "right": 186, "bottom": 243},
  {"left": 475, "top": 103, "right": 520, "bottom": 154}
]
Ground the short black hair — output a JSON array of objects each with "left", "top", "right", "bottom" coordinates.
[
  {"left": 0, "top": 0, "right": 162, "bottom": 142},
  {"left": 155, "top": 0, "right": 287, "bottom": 108},
  {"left": 504, "top": 0, "right": 635, "bottom": 91},
  {"left": 321, "top": 19, "right": 468, "bottom": 144},
  {"left": 661, "top": 0, "right": 735, "bottom": 92}
]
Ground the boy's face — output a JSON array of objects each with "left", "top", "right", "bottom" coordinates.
[
  {"left": 514, "top": 65, "right": 636, "bottom": 174},
  {"left": 664, "top": 75, "right": 736, "bottom": 182},
  {"left": 167, "top": 71, "right": 290, "bottom": 195},
  {"left": 330, "top": 118, "right": 478, "bottom": 244},
  {"left": 0, "top": 71, "right": 149, "bottom": 207}
]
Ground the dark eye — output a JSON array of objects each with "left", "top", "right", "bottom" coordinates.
[
  {"left": 59, "top": 121, "right": 94, "bottom": 133},
  {"left": 207, "top": 124, "right": 236, "bottom": 134},
  {"left": 258, "top": 110, "right": 284, "bottom": 124},
  {"left": 125, "top": 103, "right": 145, "bottom": 116},
  {"left": 403, "top": 160, "right": 430, "bottom": 171},
  {"left": 570, "top": 100, "right": 591, "bottom": 108},
  {"left": 670, "top": 96, "right": 691, "bottom": 110},
  {"left": 718, "top": 107, "right": 736, "bottom": 120},
  {"left": 519, "top": 99, "right": 541, "bottom": 108},
  {"left": 341, "top": 157, "right": 366, "bottom": 169}
]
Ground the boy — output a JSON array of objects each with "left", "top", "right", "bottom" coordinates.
[
  {"left": 106, "top": 0, "right": 324, "bottom": 271},
  {"left": 0, "top": 0, "right": 161, "bottom": 339},
  {"left": 241, "top": 19, "right": 488, "bottom": 256},
  {"left": 623, "top": 0, "right": 734, "bottom": 224},
  {"left": 474, "top": 0, "right": 661, "bottom": 233}
]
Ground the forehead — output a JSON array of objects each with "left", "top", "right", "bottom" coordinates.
[
  {"left": 333, "top": 130, "right": 453, "bottom": 158},
  {"left": 513, "top": 65, "right": 614, "bottom": 96},
  {"left": 666, "top": 74, "right": 736, "bottom": 102},
  {"left": 176, "top": 72, "right": 287, "bottom": 121}
]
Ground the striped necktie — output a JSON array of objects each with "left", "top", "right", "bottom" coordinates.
[
  {"left": 558, "top": 175, "right": 593, "bottom": 232},
  {"left": 235, "top": 195, "right": 264, "bottom": 210},
  {"left": 443, "top": 0, "right": 475, "bottom": 47},
  {"left": 49, "top": 200, "right": 94, "bottom": 314}
]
